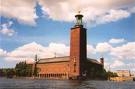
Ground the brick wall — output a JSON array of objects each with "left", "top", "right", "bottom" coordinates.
[
  {"left": 37, "top": 61, "right": 69, "bottom": 79},
  {"left": 70, "top": 26, "right": 87, "bottom": 78}
]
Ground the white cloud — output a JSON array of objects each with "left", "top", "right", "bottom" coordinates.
[
  {"left": 128, "top": 6, "right": 135, "bottom": 13},
  {"left": 95, "top": 42, "right": 112, "bottom": 53},
  {"left": 1, "top": 40, "right": 135, "bottom": 71},
  {"left": 38, "top": 0, "right": 75, "bottom": 22},
  {"left": 95, "top": 41, "right": 135, "bottom": 71},
  {"left": 97, "top": 9, "right": 130, "bottom": 24},
  {"left": 104, "top": 58, "right": 135, "bottom": 71},
  {"left": 94, "top": 41, "right": 135, "bottom": 71},
  {"left": 0, "top": 21, "right": 16, "bottom": 36},
  {"left": 1, "top": 42, "right": 97, "bottom": 63},
  {"left": 0, "top": 0, "right": 134, "bottom": 25},
  {"left": 111, "top": 42, "right": 135, "bottom": 60},
  {"left": 87, "top": 44, "right": 95, "bottom": 54},
  {"left": 0, "top": 28, "right": 15, "bottom": 37},
  {"left": 109, "top": 38, "right": 126, "bottom": 44},
  {"left": 38, "top": 0, "right": 135, "bottom": 25},
  {"left": 48, "top": 42, "right": 70, "bottom": 57},
  {"left": 111, "top": 60, "right": 125, "bottom": 68},
  {"left": 0, "top": 49, "right": 7, "bottom": 57},
  {"left": 107, "top": 59, "right": 135, "bottom": 72},
  {"left": 0, "top": 0, "right": 38, "bottom": 25},
  {"left": 3, "top": 42, "right": 70, "bottom": 62}
]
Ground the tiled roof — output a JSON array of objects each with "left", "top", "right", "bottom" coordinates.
[
  {"left": 38, "top": 56, "right": 101, "bottom": 65},
  {"left": 87, "top": 58, "right": 101, "bottom": 64},
  {"left": 38, "top": 56, "right": 70, "bottom": 63}
]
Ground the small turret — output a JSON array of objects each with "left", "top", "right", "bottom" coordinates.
[{"left": 100, "top": 57, "right": 104, "bottom": 68}]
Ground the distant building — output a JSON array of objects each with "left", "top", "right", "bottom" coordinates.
[
  {"left": 33, "top": 13, "right": 104, "bottom": 79},
  {"left": 116, "top": 70, "right": 131, "bottom": 77}
]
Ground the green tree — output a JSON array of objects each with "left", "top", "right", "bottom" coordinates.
[
  {"left": 107, "top": 71, "right": 118, "bottom": 78},
  {"left": 0, "top": 68, "right": 15, "bottom": 78},
  {"left": 0, "top": 69, "right": 4, "bottom": 77},
  {"left": 15, "top": 61, "right": 32, "bottom": 77},
  {"left": 6, "top": 68, "right": 15, "bottom": 78}
]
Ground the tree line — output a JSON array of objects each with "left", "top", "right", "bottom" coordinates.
[
  {"left": 0, "top": 61, "right": 33, "bottom": 78},
  {"left": 0, "top": 61, "right": 118, "bottom": 79}
]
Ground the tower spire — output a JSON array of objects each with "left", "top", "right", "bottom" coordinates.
[{"left": 78, "top": 11, "right": 81, "bottom": 14}]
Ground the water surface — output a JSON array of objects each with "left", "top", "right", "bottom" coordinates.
[{"left": 0, "top": 78, "right": 134, "bottom": 89}]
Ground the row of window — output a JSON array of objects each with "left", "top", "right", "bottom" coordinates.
[{"left": 38, "top": 73, "right": 68, "bottom": 78}]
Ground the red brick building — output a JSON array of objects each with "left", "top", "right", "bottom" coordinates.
[{"left": 35, "top": 13, "right": 104, "bottom": 79}]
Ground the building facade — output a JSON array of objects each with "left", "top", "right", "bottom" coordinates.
[
  {"left": 116, "top": 70, "right": 131, "bottom": 77},
  {"left": 34, "top": 13, "right": 104, "bottom": 79}
]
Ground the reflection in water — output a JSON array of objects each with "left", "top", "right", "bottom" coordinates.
[{"left": 0, "top": 78, "right": 135, "bottom": 89}]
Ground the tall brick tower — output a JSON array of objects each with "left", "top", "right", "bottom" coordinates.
[{"left": 69, "top": 12, "right": 87, "bottom": 79}]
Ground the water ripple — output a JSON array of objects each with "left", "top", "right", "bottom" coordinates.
[{"left": 0, "top": 78, "right": 135, "bottom": 89}]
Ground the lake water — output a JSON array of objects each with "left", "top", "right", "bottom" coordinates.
[{"left": 0, "top": 78, "right": 135, "bottom": 89}]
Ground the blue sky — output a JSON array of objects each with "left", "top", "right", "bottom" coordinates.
[{"left": 0, "top": 0, "right": 135, "bottom": 73}]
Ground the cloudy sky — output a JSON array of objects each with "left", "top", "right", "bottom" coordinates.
[{"left": 0, "top": 0, "right": 135, "bottom": 73}]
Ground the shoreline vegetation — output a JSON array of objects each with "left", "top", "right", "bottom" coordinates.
[
  {"left": 0, "top": 61, "right": 134, "bottom": 81},
  {"left": 0, "top": 76, "right": 134, "bottom": 82},
  {"left": 0, "top": 73, "right": 134, "bottom": 82}
]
